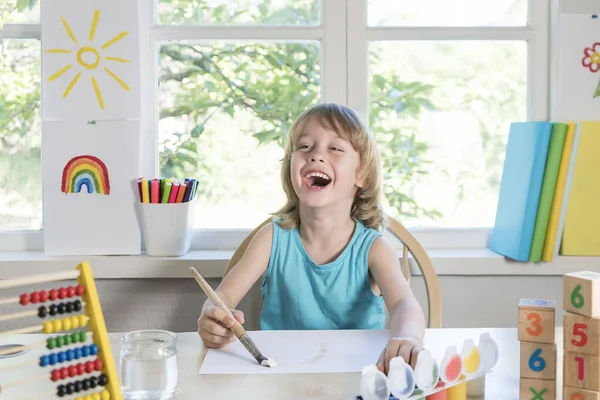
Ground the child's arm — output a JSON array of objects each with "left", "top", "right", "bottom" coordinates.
[
  {"left": 197, "top": 223, "right": 273, "bottom": 348},
  {"left": 368, "top": 236, "right": 426, "bottom": 373}
]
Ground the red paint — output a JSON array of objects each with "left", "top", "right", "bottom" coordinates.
[
  {"left": 445, "top": 355, "right": 462, "bottom": 381},
  {"left": 575, "top": 356, "right": 585, "bottom": 380},
  {"left": 426, "top": 388, "right": 447, "bottom": 400}
]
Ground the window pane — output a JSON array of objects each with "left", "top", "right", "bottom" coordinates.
[
  {"left": 158, "top": 0, "right": 320, "bottom": 25},
  {"left": 0, "top": 0, "right": 40, "bottom": 24},
  {"left": 369, "top": 41, "right": 527, "bottom": 228},
  {"left": 0, "top": 40, "right": 42, "bottom": 231},
  {"left": 158, "top": 41, "right": 320, "bottom": 229},
  {"left": 368, "top": 0, "right": 527, "bottom": 27}
]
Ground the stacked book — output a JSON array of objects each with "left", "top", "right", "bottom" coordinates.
[{"left": 489, "top": 121, "right": 600, "bottom": 261}]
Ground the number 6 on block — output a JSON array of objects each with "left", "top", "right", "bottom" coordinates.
[
  {"left": 520, "top": 342, "right": 556, "bottom": 380},
  {"left": 563, "top": 271, "right": 600, "bottom": 318}
]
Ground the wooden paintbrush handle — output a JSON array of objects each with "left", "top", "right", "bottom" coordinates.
[{"left": 189, "top": 266, "right": 247, "bottom": 338}]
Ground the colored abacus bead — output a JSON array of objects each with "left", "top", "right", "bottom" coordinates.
[
  {"left": 38, "top": 306, "right": 47, "bottom": 318},
  {"left": 66, "top": 349, "right": 74, "bottom": 361},
  {"left": 75, "top": 284, "right": 85, "bottom": 296},
  {"left": 86, "top": 361, "right": 95, "bottom": 373},
  {"left": 74, "top": 300, "right": 82, "bottom": 311},
  {"left": 77, "top": 363, "right": 86, "bottom": 375},
  {"left": 49, "top": 353, "right": 58, "bottom": 365},
  {"left": 63, "top": 317, "right": 72, "bottom": 331},
  {"left": 58, "top": 303, "right": 66, "bottom": 314},
  {"left": 53, "top": 318, "right": 63, "bottom": 332},
  {"left": 67, "top": 286, "right": 75, "bottom": 297},
  {"left": 95, "top": 359, "right": 103, "bottom": 371},
  {"left": 57, "top": 384, "right": 66, "bottom": 397},
  {"left": 49, "top": 288, "right": 59, "bottom": 300},
  {"left": 89, "top": 376, "right": 98, "bottom": 388},
  {"left": 69, "top": 365, "right": 77, "bottom": 377},
  {"left": 56, "top": 335, "right": 65, "bottom": 347},
  {"left": 20, "top": 293, "right": 29, "bottom": 305},
  {"left": 66, "top": 382, "right": 74, "bottom": 394},
  {"left": 66, "top": 302, "right": 74, "bottom": 313},
  {"left": 81, "top": 379, "right": 90, "bottom": 391},
  {"left": 30, "top": 291, "right": 40, "bottom": 303},
  {"left": 78, "top": 330, "right": 87, "bottom": 342},
  {"left": 82, "top": 345, "right": 90, "bottom": 357},
  {"left": 74, "top": 380, "right": 82, "bottom": 392},
  {"left": 59, "top": 287, "right": 67, "bottom": 299},
  {"left": 90, "top": 344, "right": 98, "bottom": 355},
  {"left": 74, "top": 347, "right": 82, "bottom": 359},
  {"left": 60, "top": 367, "right": 69, "bottom": 380},
  {"left": 64, "top": 334, "right": 72, "bottom": 345},
  {"left": 51, "top": 369, "right": 61, "bottom": 381},
  {"left": 39, "top": 290, "right": 49, "bottom": 302},
  {"left": 102, "top": 390, "right": 110, "bottom": 400},
  {"left": 47, "top": 337, "right": 56, "bottom": 349},
  {"left": 43, "top": 321, "right": 53, "bottom": 334},
  {"left": 40, "top": 355, "right": 49, "bottom": 367},
  {"left": 58, "top": 351, "right": 66, "bottom": 363},
  {"left": 99, "top": 374, "right": 108, "bottom": 386},
  {"left": 49, "top": 304, "right": 58, "bottom": 316}
]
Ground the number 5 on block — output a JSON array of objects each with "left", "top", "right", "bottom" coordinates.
[
  {"left": 564, "top": 311, "right": 600, "bottom": 355},
  {"left": 520, "top": 342, "right": 556, "bottom": 380},
  {"left": 563, "top": 271, "right": 600, "bottom": 318},
  {"left": 518, "top": 298, "right": 556, "bottom": 344}
]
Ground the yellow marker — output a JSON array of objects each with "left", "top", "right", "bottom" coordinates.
[
  {"left": 141, "top": 179, "right": 150, "bottom": 203},
  {"left": 78, "top": 262, "right": 123, "bottom": 400}
]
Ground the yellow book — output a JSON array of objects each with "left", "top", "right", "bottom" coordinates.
[
  {"left": 541, "top": 122, "right": 576, "bottom": 261},
  {"left": 561, "top": 121, "right": 600, "bottom": 256}
]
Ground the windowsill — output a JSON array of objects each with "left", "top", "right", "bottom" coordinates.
[{"left": 1, "top": 249, "right": 599, "bottom": 279}]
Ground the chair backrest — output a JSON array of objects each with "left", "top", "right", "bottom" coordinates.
[{"left": 225, "top": 214, "right": 442, "bottom": 328}]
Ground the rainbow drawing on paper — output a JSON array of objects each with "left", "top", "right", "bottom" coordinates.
[
  {"left": 45, "top": 9, "right": 132, "bottom": 110},
  {"left": 61, "top": 155, "right": 110, "bottom": 195},
  {"left": 581, "top": 42, "right": 600, "bottom": 97}
]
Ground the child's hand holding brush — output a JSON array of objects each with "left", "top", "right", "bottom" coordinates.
[{"left": 198, "top": 303, "right": 245, "bottom": 349}]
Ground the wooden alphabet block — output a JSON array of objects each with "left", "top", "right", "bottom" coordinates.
[
  {"left": 564, "top": 311, "right": 600, "bottom": 355},
  {"left": 564, "top": 271, "right": 600, "bottom": 318},
  {"left": 520, "top": 378, "right": 556, "bottom": 400},
  {"left": 518, "top": 298, "right": 556, "bottom": 344},
  {"left": 520, "top": 341, "right": 556, "bottom": 380},
  {"left": 564, "top": 350, "right": 600, "bottom": 391},
  {"left": 563, "top": 386, "right": 600, "bottom": 400}
]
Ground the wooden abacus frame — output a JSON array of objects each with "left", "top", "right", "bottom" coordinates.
[{"left": 0, "top": 262, "right": 122, "bottom": 400}]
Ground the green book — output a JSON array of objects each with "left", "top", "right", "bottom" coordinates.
[{"left": 529, "top": 122, "right": 568, "bottom": 262}]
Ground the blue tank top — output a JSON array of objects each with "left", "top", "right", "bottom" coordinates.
[{"left": 260, "top": 219, "right": 385, "bottom": 330}]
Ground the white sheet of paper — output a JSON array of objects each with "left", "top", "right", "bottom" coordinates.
[
  {"left": 556, "top": 14, "right": 600, "bottom": 120},
  {"left": 41, "top": 0, "right": 140, "bottom": 121},
  {"left": 198, "top": 330, "right": 390, "bottom": 375},
  {"left": 42, "top": 120, "right": 141, "bottom": 255}
]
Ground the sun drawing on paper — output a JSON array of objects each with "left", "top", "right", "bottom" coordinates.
[
  {"left": 61, "top": 155, "right": 111, "bottom": 195},
  {"left": 45, "top": 10, "right": 131, "bottom": 110}
]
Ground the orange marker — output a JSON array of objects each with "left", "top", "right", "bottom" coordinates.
[
  {"left": 176, "top": 183, "right": 187, "bottom": 203},
  {"left": 151, "top": 179, "right": 159, "bottom": 203}
]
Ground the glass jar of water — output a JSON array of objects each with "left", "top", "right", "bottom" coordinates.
[{"left": 119, "top": 330, "right": 178, "bottom": 400}]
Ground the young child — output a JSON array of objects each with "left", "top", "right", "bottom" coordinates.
[{"left": 197, "top": 103, "right": 426, "bottom": 374}]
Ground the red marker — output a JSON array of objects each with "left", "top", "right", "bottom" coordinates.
[
  {"left": 168, "top": 183, "right": 180, "bottom": 203},
  {"left": 151, "top": 179, "right": 159, "bottom": 203}
]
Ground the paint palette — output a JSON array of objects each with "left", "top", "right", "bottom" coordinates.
[{"left": 354, "top": 332, "right": 499, "bottom": 400}]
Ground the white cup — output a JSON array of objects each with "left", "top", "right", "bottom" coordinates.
[{"left": 139, "top": 199, "right": 197, "bottom": 256}]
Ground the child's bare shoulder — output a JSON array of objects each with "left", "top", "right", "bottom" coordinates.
[{"left": 367, "top": 235, "right": 399, "bottom": 269}]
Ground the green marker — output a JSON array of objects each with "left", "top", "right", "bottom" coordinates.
[{"left": 161, "top": 180, "right": 172, "bottom": 203}]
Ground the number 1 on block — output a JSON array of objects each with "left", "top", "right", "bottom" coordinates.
[{"left": 564, "top": 351, "right": 600, "bottom": 391}]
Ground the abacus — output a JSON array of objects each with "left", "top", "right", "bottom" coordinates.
[{"left": 0, "top": 262, "right": 122, "bottom": 400}]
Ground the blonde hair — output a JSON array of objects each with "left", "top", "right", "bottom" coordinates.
[{"left": 273, "top": 103, "right": 385, "bottom": 231}]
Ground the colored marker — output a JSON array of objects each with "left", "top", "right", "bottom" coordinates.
[
  {"left": 168, "top": 182, "right": 180, "bottom": 203},
  {"left": 161, "top": 181, "right": 172, "bottom": 203},
  {"left": 182, "top": 181, "right": 193, "bottom": 202},
  {"left": 137, "top": 178, "right": 143, "bottom": 201},
  {"left": 151, "top": 179, "right": 159, "bottom": 203},
  {"left": 141, "top": 179, "right": 149, "bottom": 203},
  {"left": 176, "top": 183, "right": 187, "bottom": 203}
]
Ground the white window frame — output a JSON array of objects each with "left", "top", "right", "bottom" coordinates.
[{"left": 0, "top": 0, "right": 550, "bottom": 253}]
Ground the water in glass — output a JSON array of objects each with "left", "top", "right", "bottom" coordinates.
[{"left": 119, "top": 330, "right": 178, "bottom": 400}]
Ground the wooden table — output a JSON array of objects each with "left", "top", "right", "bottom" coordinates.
[{"left": 1, "top": 328, "right": 564, "bottom": 399}]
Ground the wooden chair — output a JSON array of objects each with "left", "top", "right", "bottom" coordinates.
[{"left": 224, "top": 214, "right": 442, "bottom": 329}]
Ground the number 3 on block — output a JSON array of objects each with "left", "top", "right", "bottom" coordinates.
[{"left": 526, "top": 312, "right": 543, "bottom": 336}]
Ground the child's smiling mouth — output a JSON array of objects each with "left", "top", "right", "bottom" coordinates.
[{"left": 304, "top": 171, "right": 332, "bottom": 190}]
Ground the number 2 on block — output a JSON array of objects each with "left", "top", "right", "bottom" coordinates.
[
  {"left": 571, "top": 285, "right": 584, "bottom": 309},
  {"left": 526, "top": 312, "right": 542, "bottom": 336},
  {"left": 571, "top": 323, "right": 588, "bottom": 347},
  {"left": 528, "top": 348, "right": 546, "bottom": 372},
  {"left": 570, "top": 394, "right": 585, "bottom": 400}
]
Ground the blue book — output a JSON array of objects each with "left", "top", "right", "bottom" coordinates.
[{"left": 489, "top": 122, "right": 553, "bottom": 261}]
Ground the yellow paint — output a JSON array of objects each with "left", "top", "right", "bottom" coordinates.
[
  {"left": 464, "top": 348, "right": 480, "bottom": 374},
  {"left": 102, "top": 31, "right": 129, "bottom": 50},
  {"left": 78, "top": 262, "right": 123, "bottom": 400},
  {"left": 60, "top": 15, "right": 79, "bottom": 45},
  {"left": 46, "top": 49, "right": 72, "bottom": 53},
  {"left": 104, "top": 68, "right": 130, "bottom": 90},
  {"left": 106, "top": 56, "right": 131, "bottom": 63},
  {"left": 63, "top": 71, "right": 82, "bottom": 97},
  {"left": 91, "top": 76, "right": 105, "bottom": 110},
  {"left": 446, "top": 381, "right": 467, "bottom": 400},
  {"left": 77, "top": 46, "right": 101, "bottom": 70},
  {"left": 47, "top": 64, "right": 73, "bottom": 82},
  {"left": 68, "top": 164, "right": 106, "bottom": 193},
  {"left": 89, "top": 10, "right": 100, "bottom": 42}
]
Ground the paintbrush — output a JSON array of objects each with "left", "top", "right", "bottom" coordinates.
[{"left": 189, "top": 266, "right": 276, "bottom": 368}]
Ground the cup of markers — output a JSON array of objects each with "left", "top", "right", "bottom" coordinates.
[{"left": 137, "top": 177, "right": 198, "bottom": 256}]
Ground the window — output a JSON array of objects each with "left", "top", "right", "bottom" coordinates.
[{"left": 1, "top": 0, "right": 550, "bottom": 251}]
